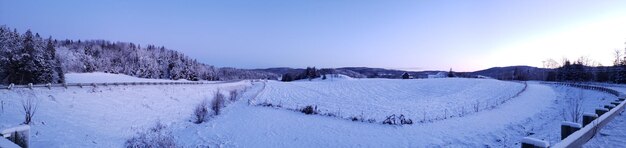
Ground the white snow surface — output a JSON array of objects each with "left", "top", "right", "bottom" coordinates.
[
  {"left": 65, "top": 72, "right": 191, "bottom": 83},
  {"left": 2, "top": 73, "right": 625, "bottom": 147},
  {"left": 0, "top": 73, "right": 250, "bottom": 147},
  {"left": 255, "top": 78, "right": 526, "bottom": 121}
]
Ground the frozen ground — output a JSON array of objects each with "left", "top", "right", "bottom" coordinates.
[{"left": 1, "top": 73, "right": 625, "bottom": 147}]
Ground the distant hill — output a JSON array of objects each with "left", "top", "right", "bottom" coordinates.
[
  {"left": 468, "top": 66, "right": 551, "bottom": 80},
  {"left": 258, "top": 67, "right": 446, "bottom": 79}
]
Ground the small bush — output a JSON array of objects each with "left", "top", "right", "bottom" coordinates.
[
  {"left": 383, "top": 114, "right": 413, "bottom": 125},
  {"left": 125, "top": 122, "right": 177, "bottom": 148},
  {"left": 194, "top": 100, "right": 209, "bottom": 124},
  {"left": 21, "top": 97, "right": 38, "bottom": 125},
  {"left": 212, "top": 91, "right": 225, "bottom": 115},
  {"left": 301, "top": 105, "right": 318, "bottom": 115},
  {"left": 258, "top": 102, "right": 274, "bottom": 107},
  {"left": 229, "top": 90, "right": 239, "bottom": 102}
]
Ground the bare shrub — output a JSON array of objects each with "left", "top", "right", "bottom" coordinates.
[
  {"left": 212, "top": 91, "right": 225, "bottom": 115},
  {"left": 301, "top": 105, "right": 318, "bottom": 115},
  {"left": 21, "top": 97, "right": 38, "bottom": 124},
  {"left": 125, "top": 122, "right": 177, "bottom": 148},
  {"left": 563, "top": 90, "right": 584, "bottom": 123},
  {"left": 229, "top": 90, "right": 239, "bottom": 102},
  {"left": 472, "top": 100, "right": 480, "bottom": 112},
  {"left": 383, "top": 114, "right": 413, "bottom": 125},
  {"left": 194, "top": 99, "right": 209, "bottom": 124}
]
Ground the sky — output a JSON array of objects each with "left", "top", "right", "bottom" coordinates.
[{"left": 1, "top": 0, "right": 626, "bottom": 72}]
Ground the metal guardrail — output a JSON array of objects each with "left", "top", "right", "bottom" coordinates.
[
  {"left": 0, "top": 80, "right": 245, "bottom": 90},
  {"left": 541, "top": 82, "right": 621, "bottom": 97},
  {"left": 523, "top": 82, "right": 625, "bottom": 148}
]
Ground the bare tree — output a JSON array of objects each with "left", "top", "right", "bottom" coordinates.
[
  {"left": 563, "top": 89, "right": 584, "bottom": 123},
  {"left": 615, "top": 49, "right": 623, "bottom": 66},
  {"left": 543, "top": 58, "right": 560, "bottom": 69}
]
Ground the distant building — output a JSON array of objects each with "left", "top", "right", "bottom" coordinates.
[
  {"left": 427, "top": 72, "right": 447, "bottom": 78},
  {"left": 402, "top": 72, "right": 411, "bottom": 79}
]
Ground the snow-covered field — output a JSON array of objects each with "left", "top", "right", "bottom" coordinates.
[
  {"left": 65, "top": 72, "right": 192, "bottom": 83},
  {"left": 0, "top": 73, "right": 250, "bottom": 147},
  {"left": 1, "top": 73, "right": 625, "bottom": 147},
  {"left": 254, "top": 78, "right": 526, "bottom": 122}
]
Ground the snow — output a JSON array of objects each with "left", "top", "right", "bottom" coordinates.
[
  {"left": 255, "top": 78, "right": 526, "bottom": 122},
  {"left": 174, "top": 81, "right": 555, "bottom": 147},
  {"left": 561, "top": 121, "right": 582, "bottom": 128},
  {"left": 0, "top": 138, "right": 20, "bottom": 148},
  {"left": 2, "top": 73, "right": 626, "bottom": 147},
  {"left": 65, "top": 72, "right": 191, "bottom": 83},
  {"left": 583, "top": 113, "right": 598, "bottom": 118},
  {"left": 1, "top": 125, "right": 30, "bottom": 137},
  {"left": 0, "top": 73, "right": 251, "bottom": 147},
  {"left": 522, "top": 137, "right": 550, "bottom": 147}
]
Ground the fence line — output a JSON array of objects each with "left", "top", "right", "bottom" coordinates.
[
  {"left": 523, "top": 82, "right": 625, "bottom": 148},
  {"left": 0, "top": 80, "right": 245, "bottom": 90}
]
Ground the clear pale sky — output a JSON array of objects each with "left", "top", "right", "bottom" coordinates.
[{"left": 1, "top": 0, "right": 626, "bottom": 71}]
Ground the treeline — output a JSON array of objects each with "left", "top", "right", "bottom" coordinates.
[
  {"left": 0, "top": 26, "right": 64, "bottom": 84},
  {"left": 0, "top": 25, "right": 277, "bottom": 85},
  {"left": 544, "top": 57, "right": 625, "bottom": 83},
  {"left": 281, "top": 67, "right": 322, "bottom": 81},
  {"left": 280, "top": 67, "right": 366, "bottom": 82}
]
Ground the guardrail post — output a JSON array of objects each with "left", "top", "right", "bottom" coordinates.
[
  {"left": 27, "top": 83, "right": 33, "bottom": 89},
  {"left": 595, "top": 108, "right": 609, "bottom": 116},
  {"left": 561, "top": 121, "right": 582, "bottom": 140},
  {"left": 610, "top": 102, "right": 620, "bottom": 106},
  {"left": 582, "top": 113, "right": 598, "bottom": 127},
  {"left": 46, "top": 83, "right": 51, "bottom": 89},
  {"left": 8, "top": 83, "right": 14, "bottom": 90},
  {"left": 521, "top": 137, "right": 549, "bottom": 148},
  {"left": 604, "top": 104, "right": 616, "bottom": 110},
  {"left": 1, "top": 125, "right": 30, "bottom": 148}
]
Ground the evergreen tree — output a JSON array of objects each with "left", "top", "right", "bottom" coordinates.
[{"left": 447, "top": 68, "right": 454, "bottom": 77}]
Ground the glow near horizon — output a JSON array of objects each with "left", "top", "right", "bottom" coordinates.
[
  {"left": 482, "top": 16, "right": 626, "bottom": 70},
  {"left": 1, "top": 0, "right": 626, "bottom": 72}
]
